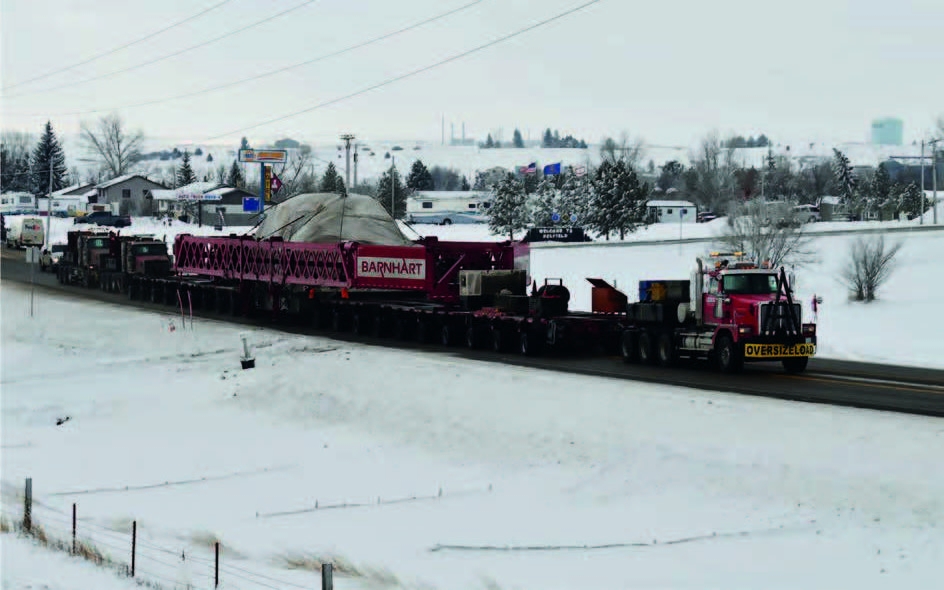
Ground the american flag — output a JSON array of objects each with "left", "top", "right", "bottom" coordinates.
[{"left": 519, "top": 162, "right": 537, "bottom": 175}]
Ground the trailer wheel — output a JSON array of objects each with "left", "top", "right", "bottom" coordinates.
[
  {"left": 519, "top": 329, "right": 541, "bottom": 356},
  {"left": 620, "top": 331, "right": 637, "bottom": 363},
  {"left": 637, "top": 330, "right": 657, "bottom": 365},
  {"left": 657, "top": 331, "right": 678, "bottom": 367},
  {"left": 715, "top": 333, "right": 743, "bottom": 374},
  {"left": 491, "top": 326, "right": 504, "bottom": 353},
  {"left": 782, "top": 356, "right": 809, "bottom": 374}
]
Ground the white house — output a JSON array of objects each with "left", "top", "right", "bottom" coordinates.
[
  {"left": 646, "top": 200, "right": 697, "bottom": 223},
  {"left": 38, "top": 183, "right": 95, "bottom": 216}
]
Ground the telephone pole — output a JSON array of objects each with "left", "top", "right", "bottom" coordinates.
[
  {"left": 46, "top": 159, "right": 53, "bottom": 249},
  {"left": 921, "top": 140, "right": 926, "bottom": 225},
  {"left": 931, "top": 138, "right": 941, "bottom": 225},
  {"left": 353, "top": 143, "right": 359, "bottom": 189},
  {"left": 340, "top": 134, "right": 355, "bottom": 189}
]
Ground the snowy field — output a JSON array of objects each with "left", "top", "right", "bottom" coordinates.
[{"left": 2, "top": 283, "right": 944, "bottom": 589}]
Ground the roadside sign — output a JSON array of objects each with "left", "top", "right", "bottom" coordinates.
[
  {"left": 177, "top": 191, "right": 222, "bottom": 201},
  {"left": 270, "top": 171, "right": 283, "bottom": 194},
  {"left": 243, "top": 197, "right": 261, "bottom": 212},
  {"left": 569, "top": 213, "right": 578, "bottom": 223},
  {"left": 238, "top": 149, "right": 287, "bottom": 163},
  {"left": 25, "top": 246, "right": 40, "bottom": 263},
  {"left": 551, "top": 212, "right": 561, "bottom": 223},
  {"left": 263, "top": 165, "right": 272, "bottom": 202}
]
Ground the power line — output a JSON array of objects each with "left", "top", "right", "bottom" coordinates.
[
  {"left": 204, "top": 0, "right": 604, "bottom": 142},
  {"left": 8, "top": 0, "right": 485, "bottom": 119},
  {"left": 1, "top": 0, "right": 237, "bottom": 92},
  {"left": 2, "top": 0, "right": 318, "bottom": 100}
]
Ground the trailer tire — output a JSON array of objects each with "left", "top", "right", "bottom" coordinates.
[
  {"left": 715, "top": 333, "right": 743, "bottom": 374},
  {"left": 519, "top": 329, "right": 541, "bottom": 356},
  {"left": 782, "top": 356, "right": 809, "bottom": 374},
  {"left": 620, "top": 331, "right": 637, "bottom": 364},
  {"left": 657, "top": 331, "right": 678, "bottom": 367},
  {"left": 637, "top": 330, "right": 657, "bottom": 365}
]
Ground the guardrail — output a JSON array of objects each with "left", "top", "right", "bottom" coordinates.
[{"left": 530, "top": 223, "right": 944, "bottom": 250}]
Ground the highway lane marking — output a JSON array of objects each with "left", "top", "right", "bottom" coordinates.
[{"left": 780, "top": 373, "right": 944, "bottom": 395}]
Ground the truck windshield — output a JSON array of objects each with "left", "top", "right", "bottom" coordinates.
[
  {"left": 88, "top": 238, "right": 107, "bottom": 248},
  {"left": 722, "top": 273, "right": 778, "bottom": 294}
]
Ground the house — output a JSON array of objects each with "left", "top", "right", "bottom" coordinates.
[
  {"left": 148, "top": 182, "right": 258, "bottom": 227},
  {"left": 645, "top": 200, "right": 697, "bottom": 223},
  {"left": 93, "top": 175, "right": 166, "bottom": 216},
  {"left": 817, "top": 196, "right": 847, "bottom": 221}
]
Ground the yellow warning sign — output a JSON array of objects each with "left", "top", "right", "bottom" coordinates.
[{"left": 744, "top": 343, "right": 816, "bottom": 358}]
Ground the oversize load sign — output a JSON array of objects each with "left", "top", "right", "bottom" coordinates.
[
  {"left": 357, "top": 257, "right": 426, "bottom": 281},
  {"left": 238, "top": 149, "right": 287, "bottom": 163},
  {"left": 745, "top": 343, "right": 816, "bottom": 358}
]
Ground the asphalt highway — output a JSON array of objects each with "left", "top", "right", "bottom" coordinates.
[{"left": 3, "top": 249, "right": 943, "bottom": 417}]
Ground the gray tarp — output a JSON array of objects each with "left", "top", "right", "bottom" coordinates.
[{"left": 255, "top": 193, "right": 413, "bottom": 246}]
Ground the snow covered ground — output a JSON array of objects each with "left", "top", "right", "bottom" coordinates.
[{"left": 2, "top": 283, "right": 943, "bottom": 589}]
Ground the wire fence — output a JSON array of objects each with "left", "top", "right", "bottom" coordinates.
[{"left": 2, "top": 478, "right": 332, "bottom": 590}]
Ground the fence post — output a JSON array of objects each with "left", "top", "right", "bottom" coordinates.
[
  {"left": 72, "top": 503, "right": 77, "bottom": 555},
  {"left": 214, "top": 541, "right": 220, "bottom": 588},
  {"left": 322, "top": 563, "right": 333, "bottom": 590},
  {"left": 131, "top": 520, "right": 137, "bottom": 577},
  {"left": 23, "top": 478, "right": 32, "bottom": 532}
]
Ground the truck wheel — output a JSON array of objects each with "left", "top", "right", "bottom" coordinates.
[
  {"left": 620, "top": 331, "right": 637, "bottom": 364},
  {"left": 782, "top": 357, "right": 809, "bottom": 374},
  {"left": 519, "top": 329, "right": 541, "bottom": 356},
  {"left": 440, "top": 322, "right": 454, "bottom": 346},
  {"left": 465, "top": 325, "right": 478, "bottom": 349},
  {"left": 657, "top": 331, "right": 677, "bottom": 367},
  {"left": 715, "top": 334, "right": 743, "bottom": 374},
  {"left": 637, "top": 330, "right": 656, "bottom": 365}
]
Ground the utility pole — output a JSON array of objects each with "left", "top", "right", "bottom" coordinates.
[
  {"left": 931, "top": 138, "right": 941, "bottom": 225},
  {"left": 353, "top": 143, "right": 358, "bottom": 189},
  {"left": 390, "top": 156, "right": 396, "bottom": 219},
  {"left": 340, "top": 134, "right": 355, "bottom": 189},
  {"left": 46, "top": 159, "right": 53, "bottom": 249},
  {"left": 921, "top": 140, "right": 925, "bottom": 225}
]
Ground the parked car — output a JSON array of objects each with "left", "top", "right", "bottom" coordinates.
[
  {"left": 74, "top": 211, "right": 132, "bottom": 227},
  {"left": 793, "top": 204, "right": 822, "bottom": 223},
  {"left": 696, "top": 211, "right": 719, "bottom": 223}
]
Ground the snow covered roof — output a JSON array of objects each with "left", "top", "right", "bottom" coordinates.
[
  {"left": 411, "top": 191, "right": 489, "bottom": 199},
  {"left": 820, "top": 196, "right": 842, "bottom": 205},
  {"left": 95, "top": 174, "right": 137, "bottom": 188},
  {"left": 82, "top": 189, "right": 97, "bottom": 198},
  {"left": 205, "top": 186, "right": 253, "bottom": 198},
  {"left": 50, "top": 183, "right": 94, "bottom": 197},
  {"left": 647, "top": 200, "right": 695, "bottom": 207},
  {"left": 148, "top": 189, "right": 179, "bottom": 201},
  {"left": 176, "top": 181, "right": 220, "bottom": 195}
]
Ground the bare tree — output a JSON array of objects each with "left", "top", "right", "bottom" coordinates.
[
  {"left": 273, "top": 149, "right": 315, "bottom": 199},
  {"left": 686, "top": 133, "right": 738, "bottom": 214},
  {"left": 840, "top": 235, "right": 902, "bottom": 302},
  {"left": 600, "top": 132, "right": 645, "bottom": 168},
  {"left": 720, "top": 199, "right": 815, "bottom": 268},
  {"left": 80, "top": 113, "right": 144, "bottom": 178}
]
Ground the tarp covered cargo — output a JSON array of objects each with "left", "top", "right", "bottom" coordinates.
[{"left": 255, "top": 192, "right": 413, "bottom": 246}]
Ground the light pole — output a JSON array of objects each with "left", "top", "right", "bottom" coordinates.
[
  {"left": 390, "top": 156, "right": 396, "bottom": 220},
  {"left": 930, "top": 138, "right": 941, "bottom": 225}
]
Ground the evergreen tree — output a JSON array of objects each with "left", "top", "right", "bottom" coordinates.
[
  {"left": 336, "top": 176, "right": 347, "bottom": 198},
  {"left": 897, "top": 181, "right": 923, "bottom": 218},
  {"left": 488, "top": 173, "right": 527, "bottom": 240},
  {"left": 0, "top": 144, "right": 32, "bottom": 193},
  {"left": 588, "top": 160, "right": 649, "bottom": 239},
  {"left": 832, "top": 148, "right": 859, "bottom": 215},
  {"left": 194, "top": 147, "right": 204, "bottom": 156},
  {"left": 513, "top": 129, "right": 524, "bottom": 148},
  {"left": 176, "top": 151, "right": 197, "bottom": 187},
  {"left": 657, "top": 160, "right": 685, "bottom": 191},
  {"left": 543, "top": 129, "right": 554, "bottom": 148},
  {"left": 30, "top": 121, "right": 67, "bottom": 194},
  {"left": 376, "top": 166, "right": 407, "bottom": 219},
  {"left": 588, "top": 160, "right": 619, "bottom": 239},
  {"left": 528, "top": 178, "right": 559, "bottom": 226},
  {"left": 613, "top": 163, "right": 651, "bottom": 238},
  {"left": 206, "top": 153, "right": 214, "bottom": 162},
  {"left": 485, "top": 134, "right": 495, "bottom": 149},
  {"left": 320, "top": 162, "right": 342, "bottom": 192},
  {"left": 226, "top": 160, "right": 245, "bottom": 188},
  {"left": 240, "top": 137, "right": 251, "bottom": 150},
  {"left": 461, "top": 175, "right": 471, "bottom": 191},
  {"left": 406, "top": 159, "right": 434, "bottom": 191},
  {"left": 557, "top": 170, "right": 591, "bottom": 226},
  {"left": 870, "top": 163, "right": 893, "bottom": 207}
]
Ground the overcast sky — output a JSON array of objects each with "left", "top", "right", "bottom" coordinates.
[{"left": 2, "top": 0, "right": 942, "bottom": 148}]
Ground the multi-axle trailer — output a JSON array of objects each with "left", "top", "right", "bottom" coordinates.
[{"left": 62, "top": 229, "right": 817, "bottom": 374}]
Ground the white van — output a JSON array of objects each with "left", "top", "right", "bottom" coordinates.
[{"left": 5, "top": 216, "right": 45, "bottom": 249}]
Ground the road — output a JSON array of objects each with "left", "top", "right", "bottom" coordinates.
[{"left": 3, "top": 249, "right": 943, "bottom": 417}]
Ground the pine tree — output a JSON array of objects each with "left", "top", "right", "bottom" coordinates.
[
  {"left": 240, "top": 137, "right": 251, "bottom": 150},
  {"left": 870, "top": 163, "right": 893, "bottom": 207},
  {"left": 376, "top": 167, "right": 406, "bottom": 219},
  {"left": 557, "top": 170, "right": 591, "bottom": 226},
  {"left": 612, "top": 162, "right": 650, "bottom": 238},
  {"left": 513, "top": 129, "right": 524, "bottom": 148},
  {"left": 336, "top": 177, "right": 347, "bottom": 198},
  {"left": 488, "top": 173, "right": 527, "bottom": 240},
  {"left": 543, "top": 128, "right": 554, "bottom": 148},
  {"left": 176, "top": 151, "right": 196, "bottom": 187},
  {"left": 897, "top": 181, "right": 923, "bottom": 218},
  {"left": 226, "top": 161, "right": 245, "bottom": 188},
  {"left": 588, "top": 160, "right": 619, "bottom": 239},
  {"left": 485, "top": 134, "right": 495, "bottom": 149},
  {"left": 30, "top": 121, "right": 68, "bottom": 194},
  {"left": 194, "top": 147, "right": 204, "bottom": 156},
  {"left": 461, "top": 175, "right": 471, "bottom": 191},
  {"left": 406, "top": 160, "right": 434, "bottom": 191},
  {"left": 832, "top": 148, "right": 859, "bottom": 215},
  {"left": 320, "top": 162, "right": 342, "bottom": 192},
  {"left": 528, "top": 178, "right": 559, "bottom": 226},
  {"left": 206, "top": 153, "right": 214, "bottom": 162}
]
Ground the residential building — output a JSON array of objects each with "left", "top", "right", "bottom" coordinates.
[
  {"left": 645, "top": 199, "right": 697, "bottom": 223},
  {"left": 148, "top": 182, "right": 258, "bottom": 227},
  {"left": 871, "top": 118, "right": 903, "bottom": 146},
  {"left": 93, "top": 175, "right": 166, "bottom": 216}
]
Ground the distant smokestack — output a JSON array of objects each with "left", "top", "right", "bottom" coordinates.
[
  {"left": 462, "top": 122, "right": 466, "bottom": 142},
  {"left": 451, "top": 123, "right": 455, "bottom": 144}
]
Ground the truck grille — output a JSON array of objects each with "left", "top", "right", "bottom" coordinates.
[{"left": 759, "top": 302, "right": 802, "bottom": 335}]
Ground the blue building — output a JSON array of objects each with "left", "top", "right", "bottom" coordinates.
[{"left": 871, "top": 118, "right": 903, "bottom": 146}]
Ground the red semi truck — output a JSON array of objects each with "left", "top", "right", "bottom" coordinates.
[{"left": 604, "top": 252, "right": 816, "bottom": 373}]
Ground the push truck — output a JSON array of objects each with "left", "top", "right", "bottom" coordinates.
[{"left": 612, "top": 252, "right": 817, "bottom": 373}]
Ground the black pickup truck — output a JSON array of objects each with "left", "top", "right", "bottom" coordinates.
[{"left": 74, "top": 211, "right": 132, "bottom": 227}]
